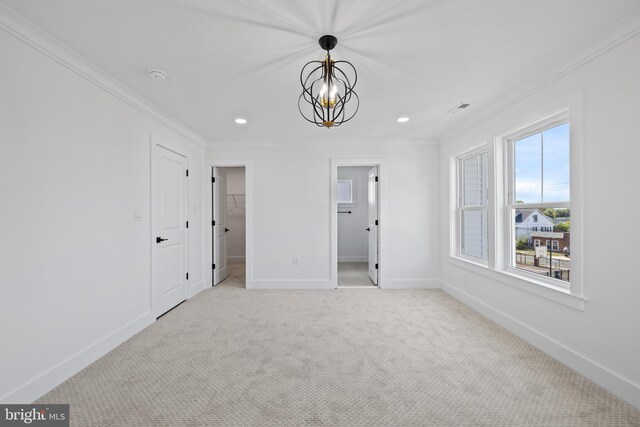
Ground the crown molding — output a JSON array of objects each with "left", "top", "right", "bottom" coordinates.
[
  {"left": 0, "top": 3, "right": 207, "bottom": 147},
  {"left": 206, "top": 138, "right": 439, "bottom": 148},
  {"left": 440, "top": 7, "right": 640, "bottom": 144}
]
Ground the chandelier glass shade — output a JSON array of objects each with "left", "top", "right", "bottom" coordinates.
[{"left": 299, "top": 35, "right": 359, "bottom": 128}]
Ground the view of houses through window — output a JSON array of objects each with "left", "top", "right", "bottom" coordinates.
[
  {"left": 511, "top": 121, "right": 570, "bottom": 284},
  {"left": 514, "top": 206, "right": 571, "bottom": 282}
]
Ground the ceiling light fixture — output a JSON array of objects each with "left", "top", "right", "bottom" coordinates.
[
  {"left": 299, "top": 35, "right": 359, "bottom": 129},
  {"left": 234, "top": 118, "right": 247, "bottom": 125},
  {"left": 397, "top": 117, "right": 410, "bottom": 123}
]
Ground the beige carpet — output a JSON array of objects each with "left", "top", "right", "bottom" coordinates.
[
  {"left": 338, "top": 262, "right": 376, "bottom": 287},
  {"left": 36, "top": 265, "right": 640, "bottom": 426}
]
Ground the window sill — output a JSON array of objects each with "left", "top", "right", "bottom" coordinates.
[
  {"left": 453, "top": 254, "right": 488, "bottom": 268},
  {"left": 447, "top": 256, "right": 587, "bottom": 311}
]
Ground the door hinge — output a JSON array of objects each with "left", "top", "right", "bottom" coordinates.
[
  {"left": 212, "top": 177, "right": 215, "bottom": 183},
  {"left": 186, "top": 272, "right": 189, "bottom": 280},
  {"left": 186, "top": 169, "right": 189, "bottom": 177},
  {"left": 212, "top": 264, "right": 216, "bottom": 269},
  {"left": 375, "top": 220, "right": 379, "bottom": 226},
  {"left": 375, "top": 263, "right": 378, "bottom": 270},
  {"left": 212, "top": 220, "right": 216, "bottom": 226},
  {"left": 375, "top": 176, "right": 378, "bottom": 182},
  {"left": 186, "top": 221, "right": 189, "bottom": 228}
]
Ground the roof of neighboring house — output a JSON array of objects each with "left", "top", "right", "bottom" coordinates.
[
  {"left": 531, "top": 231, "right": 565, "bottom": 238},
  {"left": 515, "top": 208, "right": 553, "bottom": 224}
]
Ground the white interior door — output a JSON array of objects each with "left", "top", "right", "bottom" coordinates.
[
  {"left": 152, "top": 145, "right": 188, "bottom": 317},
  {"left": 213, "top": 167, "right": 228, "bottom": 285},
  {"left": 368, "top": 166, "right": 379, "bottom": 285}
]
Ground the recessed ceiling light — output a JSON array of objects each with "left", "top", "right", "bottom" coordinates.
[
  {"left": 397, "top": 117, "right": 410, "bottom": 123},
  {"left": 234, "top": 118, "right": 247, "bottom": 125},
  {"left": 148, "top": 69, "right": 167, "bottom": 80}
]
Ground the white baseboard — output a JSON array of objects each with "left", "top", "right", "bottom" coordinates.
[
  {"left": 247, "top": 279, "right": 334, "bottom": 290},
  {"left": 338, "top": 256, "right": 368, "bottom": 263},
  {"left": 440, "top": 280, "right": 640, "bottom": 410},
  {"left": 381, "top": 279, "right": 440, "bottom": 289},
  {"left": 0, "top": 312, "right": 154, "bottom": 404},
  {"left": 188, "top": 280, "right": 206, "bottom": 298},
  {"left": 228, "top": 256, "right": 246, "bottom": 264}
]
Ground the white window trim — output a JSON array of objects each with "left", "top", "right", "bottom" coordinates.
[
  {"left": 336, "top": 178, "right": 355, "bottom": 206},
  {"left": 446, "top": 255, "right": 584, "bottom": 310},
  {"left": 503, "top": 111, "right": 571, "bottom": 292},
  {"left": 450, "top": 96, "right": 586, "bottom": 308},
  {"left": 454, "top": 146, "right": 489, "bottom": 264}
]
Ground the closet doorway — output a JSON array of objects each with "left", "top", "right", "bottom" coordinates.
[{"left": 211, "top": 165, "right": 247, "bottom": 288}]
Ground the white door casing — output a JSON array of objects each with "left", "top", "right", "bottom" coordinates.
[
  {"left": 213, "top": 167, "right": 228, "bottom": 285},
  {"left": 151, "top": 144, "right": 188, "bottom": 317},
  {"left": 368, "top": 166, "right": 379, "bottom": 285}
]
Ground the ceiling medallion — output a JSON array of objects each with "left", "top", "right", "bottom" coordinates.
[{"left": 299, "top": 35, "right": 359, "bottom": 128}]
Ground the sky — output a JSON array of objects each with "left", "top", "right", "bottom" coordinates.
[{"left": 515, "top": 123, "right": 570, "bottom": 203}]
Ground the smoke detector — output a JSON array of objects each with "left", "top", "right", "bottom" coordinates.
[
  {"left": 447, "top": 102, "right": 471, "bottom": 115},
  {"left": 148, "top": 69, "right": 167, "bottom": 80}
]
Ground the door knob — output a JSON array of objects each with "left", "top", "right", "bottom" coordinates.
[
  {"left": 156, "top": 237, "right": 168, "bottom": 243},
  {"left": 225, "top": 228, "right": 230, "bottom": 232},
  {"left": 366, "top": 227, "right": 370, "bottom": 231}
]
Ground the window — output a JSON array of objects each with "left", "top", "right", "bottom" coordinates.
[
  {"left": 507, "top": 117, "right": 570, "bottom": 287},
  {"left": 457, "top": 150, "right": 488, "bottom": 260},
  {"left": 336, "top": 180, "right": 353, "bottom": 204}
]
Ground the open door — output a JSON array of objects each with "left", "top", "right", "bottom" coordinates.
[
  {"left": 212, "top": 167, "right": 228, "bottom": 285},
  {"left": 367, "top": 166, "right": 379, "bottom": 285},
  {"left": 152, "top": 145, "right": 188, "bottom": 317}
]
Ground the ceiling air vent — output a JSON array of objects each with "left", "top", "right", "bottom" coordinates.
[{"left": 447, "top": 102, "right": 471, "bottom": 115}]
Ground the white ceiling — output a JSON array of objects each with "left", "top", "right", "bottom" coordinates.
[{"left": 2, "top": 0, "right": 638, "bottom": 143}]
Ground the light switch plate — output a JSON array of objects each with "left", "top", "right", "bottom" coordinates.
[{"left": 134, "top": 209, "right": 143, "bottom": 221}]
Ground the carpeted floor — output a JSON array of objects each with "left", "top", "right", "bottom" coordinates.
[
  {"left": 338, "top": 262, "right": 376, "bottom": 287},
  {"left": 36, "top": 264, "right": 640, "bottom": 426}
]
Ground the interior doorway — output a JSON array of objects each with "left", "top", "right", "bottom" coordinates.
[
  {"left": 151, "top": 143, "right": 188, "bottom": 317},
  {"left": 211, "top": 165, "right": 246, "bottom": 288},
  {"left": 335, "top": 164, "right": 380, "bottom": 288}
]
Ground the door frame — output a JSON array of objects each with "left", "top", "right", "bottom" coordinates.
[
  {"left": 331, "top": 159, "right": 386, "bottom": 289},
  {"left": 206, "top": 159, "right": 252, "bottom": 288},
  {"left": 150, "top": 136, "right": 189, "bottom": 318}
]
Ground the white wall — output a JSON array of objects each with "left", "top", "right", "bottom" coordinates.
[
  {"left": 224, "top": 167, "right": 246, "bottom": 262},
  {"left": 337, "top": 166, "right": 369, "bottom": 262},
  {"left": 439, "top": 32, "right": 640, "bottom": 408},
  {"left": 0, "top": 15, "right": 205, "bottom": 403},
  {"left": 206, "top": 141, "right": 439, "bottom": 289}
]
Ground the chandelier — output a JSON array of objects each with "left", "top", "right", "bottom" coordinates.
[{"left": 299, "top": 35, "right": 359, "bottom": 128}]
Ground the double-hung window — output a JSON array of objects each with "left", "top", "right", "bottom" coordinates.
[
  {"left": 506, "top": 114, "right": 571, "bottom": 288},
  {"left": 457, "top": 149, "right": 488, "bottom": 261}
]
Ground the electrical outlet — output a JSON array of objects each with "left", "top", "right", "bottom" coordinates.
[{"left": 292, "top": 256, "right": 299, "bottom": 265}]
